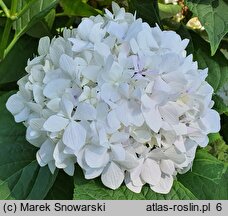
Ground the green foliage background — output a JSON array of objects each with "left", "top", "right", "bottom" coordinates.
[{"left": 0, "top": 0, "right": 227, "bottom": 200}]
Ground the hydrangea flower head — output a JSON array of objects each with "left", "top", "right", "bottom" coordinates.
[{"left": 6, "top": 2, "right": 220, "bottom": 194}]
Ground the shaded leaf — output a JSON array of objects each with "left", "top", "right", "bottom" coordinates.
[
  {"left": 60, "top": 0, "right": 99, "bottom": 17},
  {"left": 0, "top": 34, "right": 38, "bottom": 85},
  {"left": 128, "top": 0, "right": 162, "bottom": 28},
  {"left": 45, "top": 170, "right": 74, "bottom": 200}
]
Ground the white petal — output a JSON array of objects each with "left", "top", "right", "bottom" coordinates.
[
  {"left": 33, "top": 84, "right": 44, "bottom": 105},
  {"left": 26, "top": 102, "right": 42, "bottom": 113},
  {"left": 43, "top": 79, "right": 71, "bottom": 99},
  {"left": 59, "top": 54, "right": 75, "bottom": 74},
  {"left": 108, "top": 61, "right": 123, "bottom": 82},
  {"left": 130, "top": 38, "right": 139, "bottom": 54},
  {"left": 107, "top": 110, "right": 121, "bottom": 131},
  {"left": 101, "top": 162, "right": 124, "bottom": 190},
  {"left": 43, "top": 115, "right": 69, "bottom": 132},
  {"left": 129, "top": 158, "right": 144, "bottom": 180},
  {"left": 82, "top": 65, "right": 100, "bottom": 82},
  {"left": 26, "top": 126, "right": 41, "bottom": 143},
  {"left": 159, "top": 105, "right": 179, "bottom": 125},
  {"left": 36, "top": 139, "right": 55, "bottom": 166},
  {"left": 6, "top": 94, "right": 24, "bottom": 115},
  {"left": 118, "top": 151, "right": 139, "bottom": 170},
  {"left": 131, "top": 128, "right": 151, "bottom": 143},
  {"left": 98, "top": 129, "right": 109, "bottom": 147},
  {"left": 115, "top": 102, "right": 130, "bottom": 127},
  {"left": 150, "top": 175, "right": 173, "bottom": 194},
  {"left": 60, "top": 97, "right": 73, "bottom": 118},
  {"left": 201, "top": 109, "right": 220, "bottom": 133},
  {"left": 89, "top": 23, "right": 105, "bottom": 43},
  {"left": 13, "top": 106, "right": 29, "bottom": 122},
  {"left": 174, "top": 136, "right": 186, "bottom": 152},
  {"left": 128, "top": 101, "right": 144, "bottom": 127},
  {"left": 85, "top": 145, "right": 109, "bottom": 168},
  {"left": 94, "top": 42, "right": 110, "bottom": 58},
  {"left": 74, "top": 102, "right": 96, "bottom": 120},
  {"left": 164, "top": 147, "right": 186, "bottom": 164},
  {"left": 29, "top": 118, "right": 45, "bottom": 130},
  {"left": 48, "top": 161, "right": 56, "bottom": 174},
  {"left": 63, "top": 121, "right": 86, "bottom": 153},
  {"left": 125, "top": 19, "right": 143, "bottom": 41},
  {"left": 84, "top": 167, "right": 104, "bottom": 179},
  {"left": 78, "top": 18, "right": 93, "bottom": 40},
  {"left": 64, "top": 163, "right": 75, "bottom": 176},
  {"left": 46, "top": 98, "right": 61, "bottom": 112},
  {"left": 53, "top": 140, "right": 72, "bottom": 169},
  {"left": 173, "top": 123, "right": 187, "bottom": 136},
  {"left": 38, "top": 36, "right": 50, "bottom": 55},
  {"left": 141, "top": 95, "right": 162, "bottom": 133},
  {"left": 125, "top": 173, "right": 143, "bottom": 193},
  {"left": 160, "top": 160, "right": 175, "bottom": 175},
  {"left": 107, "top": 21, "right": 128, "bottom": 39},
  {"left": 110, "top": 144, "right": 125, "bottom": 161},
  {"left": 141, "top": 159, "right": 161, "bottom": 185},
  {"left": 110, "top": 132, "right": 129, "bottom": 143},
  {"left": 101, "top": 83, "right": 120, "bottom": 102}
]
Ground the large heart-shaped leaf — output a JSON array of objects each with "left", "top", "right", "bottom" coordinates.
[
  {"left": 185, "top": 0, "right": 228, "bottom": 55},
  {"left": 178, "top": 150, "right": 228, "bottom": 199},
  {"left": 0, "top": 92, "right": 58, "bottom": 199}
]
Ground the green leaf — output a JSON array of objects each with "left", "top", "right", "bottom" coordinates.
[
  {"left": 14, "top": 0, "right": 59, "bottom": 39},
  {"left": 26, "top": 9, "right": 56, "bottom": 38},
  {"left": 0, "top": 34, "right": 38, "bottom": 85},
  {"left": 60, "top": 0, "right": 99, "bottom": 17},
  {"left": 206, "top": 133, "right": 228, "bottom": 162},
  {"left": 185, "top": 0, "right": 228, "bottom": 55},
  {"left": 178, "top": 150, "right": 228, "bottom": 199},
  {"left": 190, "top": 31, "right": 228, "bottom": 93},
  {"left": 45, "top": 170, "right": 74, "bottom": 200},
  {"left": 0, "top": 92, "right": 58, "bottom": 199},
  {"left": 128, "top": 0, "right": 162, "bottom": 28},
  {"left": 73, "top": 167, "right": 196, "bottom": 200},
  {"left": 212, "top": 95, "right": 228, "bottom": 114},
  {"left": 158, "top": 2, "right": 181, "bottom": 19}
]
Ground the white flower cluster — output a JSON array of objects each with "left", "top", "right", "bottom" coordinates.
[{"left": 6, "top": 2, "right": 220, "bottom": 194}]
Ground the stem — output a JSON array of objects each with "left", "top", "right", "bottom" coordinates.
[
  {"left": 0, "top": 0, "right": 18, "bottom": 59},
  {"left": 3, "top": 35, "right": 19, "bottom": 58},
  {"left": 55, "top": 12, "right": 66, "bottom": 17},
  {"left": 0, "top": 18, "right": 13, "bottom": 59},
  {"left": 0, "top": 0, "right": 10, "bottom": 18},
  {"left": 10, "top": 0, "right": 17, "bottom": 14}
]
